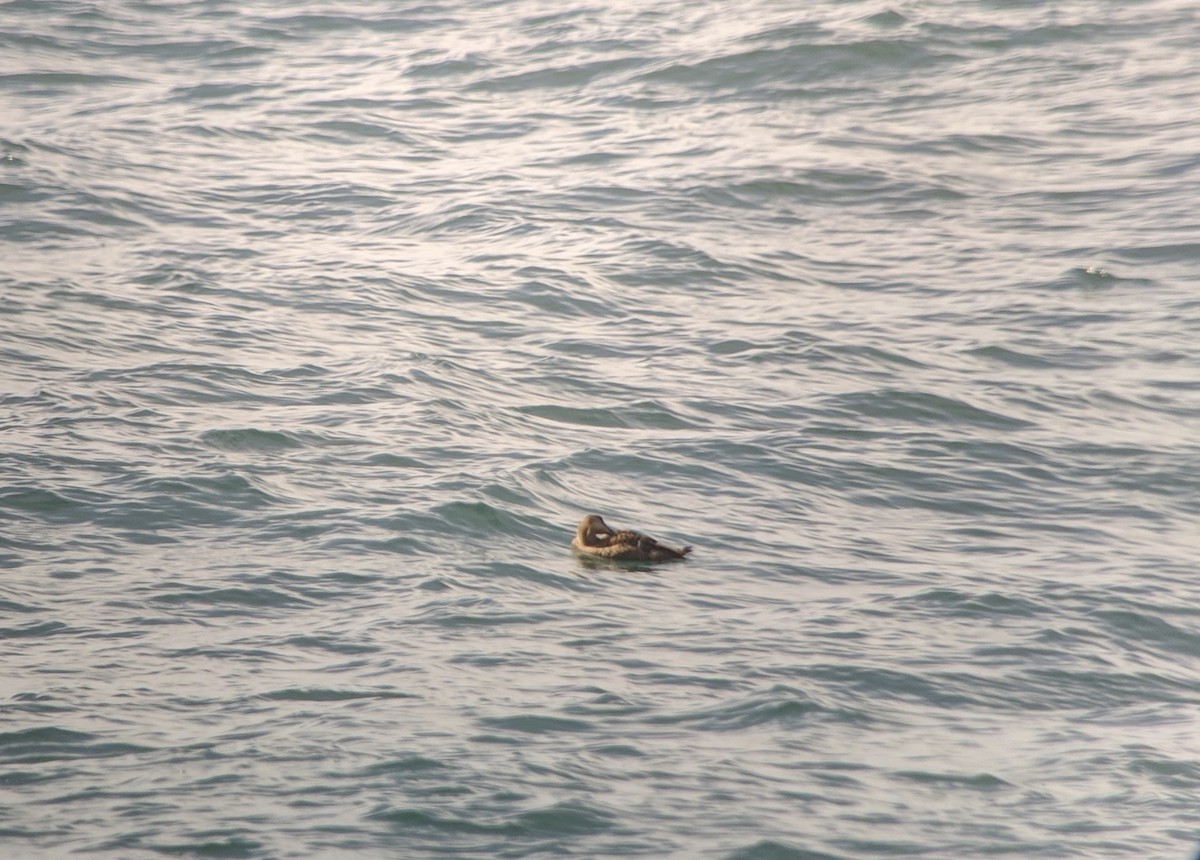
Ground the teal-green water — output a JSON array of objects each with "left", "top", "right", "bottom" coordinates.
[{"left": 3, "top": 1, "right": 1199, "bottom": 857}]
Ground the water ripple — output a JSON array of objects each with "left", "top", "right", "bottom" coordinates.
[{"left": 3, "top": 0, "right": 1198, "bottom": 857}]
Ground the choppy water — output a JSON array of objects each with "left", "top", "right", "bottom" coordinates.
[{"left": 3, "top": 0, "right": 1200, "bottom": 857}]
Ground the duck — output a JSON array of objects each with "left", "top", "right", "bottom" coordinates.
[{"left": 571, "top": 514, "right": 692, "bottom": 562}]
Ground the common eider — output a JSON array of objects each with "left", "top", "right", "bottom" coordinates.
[{"left": 571, "top": 514, "right": 691, "bottom": 562}]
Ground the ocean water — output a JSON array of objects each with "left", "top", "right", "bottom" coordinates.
[{"left": 2, "top": 0, "right": 1199, "bottom": 857}]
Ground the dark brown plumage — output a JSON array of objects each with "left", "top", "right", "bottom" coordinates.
[{"left": 571, "top": 514, "right": 691, "bottom": 562}]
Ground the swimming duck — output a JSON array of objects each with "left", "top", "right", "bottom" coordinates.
[{"left": 571, "top": 514, "right": 692, "bottom": 562}]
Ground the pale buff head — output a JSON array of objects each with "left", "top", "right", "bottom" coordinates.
[{"left": 576, "top": 514, "right": 613, "bottom": 546}]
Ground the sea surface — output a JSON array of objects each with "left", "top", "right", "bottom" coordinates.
[{"left": 2, "top": 0, "right": 1199, "bottom": 857}]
